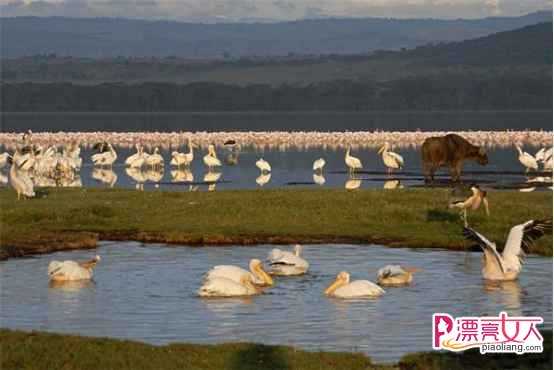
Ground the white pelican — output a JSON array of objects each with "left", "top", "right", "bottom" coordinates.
[
  {"left": 535, "top": 147, "right": 546, "bottom": 162},
  {"left": 267, "top": 244, "right": 309, "bottom": 275},
  {"left": 145, "top": 147, "right": 164, "bottom": 169},
  {"left": 324, "top": 271, "right": 384, "bottom": 298},
  {"left": 91, "top": 142, "right": 117, "bottom": 167},
  {"left": 125, "top": 144, "right": 146, "bottom": 168},
  {"left": 198, "top": 275, "right": 261, "bottom": 297},
  {"left": 377, "top": 265, "right": 418, "bottom": 286},
  {"left": 313, "top": 158, "right": 326, "bottom": 172},
  {"left": 313, "top": 173, "right": 326, "bottom": 186},
  {"left": 204, "top": 259, "right": 273, "bottom": 286},
  {"left": 256, "top": 158, "right": 271, "bottom": 173},
  {"left": 449, "top": 185, "right": 489, "bottom": 227},
  {"left": 9, "top": 161, "right": 35, "bottom": 200},
  {"left": 345, "top": 148, "right": 362, "bottom": 174},
  {"left": 256, "top": 173, "right": 271, "bottom": 187},
  {"left": 378, "top": 142, "right": 404, "bottom": 174},
  {"left": 515, "top": 145, "right": 538, "bottom": 173},
  {"left": 13, "top": 148, "right": 35, "bottom": 171},
  {"left": 0, "top": 152, "right": 11, "bottom": 168},
  {"left": 48, "top": 255, "right": 101, "bottom": 282},
  {"left": 171, "top": 139, "right": 194, "bottom": 167},
  {"left": 345, "top": 178, "right": 361, "bottom": 190},
  {"left": 463, "top": 220, "right": 552, "bottom": 281},
  {"left": 203, "top": 145, "right": 221, "bottom": 171}
]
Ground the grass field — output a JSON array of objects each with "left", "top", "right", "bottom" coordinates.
[
  {"left": 1, "top": 329, "right": 551, "bottom": 370},
  {"left": 0, "top": 188, "right": 552, "bottom": 259}
]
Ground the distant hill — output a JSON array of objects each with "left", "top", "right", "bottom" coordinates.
[
  {"left": 3, "top": 23, "right": 551, "bottom": 86},
  {"left": 0, "top": 11, "right": 551, "bottom": 58}
]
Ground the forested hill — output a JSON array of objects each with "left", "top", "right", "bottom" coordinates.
[{"left": 1, "top": 11, "right": 551, "bottom": 58}]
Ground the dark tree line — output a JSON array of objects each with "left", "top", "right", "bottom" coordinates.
[{"left": 2, "top": 74, "right": 551, "bottom": 112}]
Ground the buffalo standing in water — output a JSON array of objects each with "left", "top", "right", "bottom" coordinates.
[{"left": 421, "top": 134, "right": 488, "bottom": 183}]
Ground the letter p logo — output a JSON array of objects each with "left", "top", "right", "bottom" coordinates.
[{"left": 433, "top": 313, "right": 453, "bottom": 349}]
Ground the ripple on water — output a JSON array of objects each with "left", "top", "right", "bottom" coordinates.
[{"left": 0, "top": 242, "right": 552, "bottom": 362}]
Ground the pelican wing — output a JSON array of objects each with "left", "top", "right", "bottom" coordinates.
[
  {"left": 389, "top": 152, "right": 404, "bottom": 167},
  {"left": 377, "top": 265, "right": 406, "bottom": 279},
  {"left": 505, "top": 220, "right": 553, "bottom": 257},
  {"left": 463, "top": 227, "right": 505, "bottom": 273}
]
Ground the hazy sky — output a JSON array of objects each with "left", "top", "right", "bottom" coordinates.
[{"left": 0, "top": 0, "right": 551, "bottom": 21}]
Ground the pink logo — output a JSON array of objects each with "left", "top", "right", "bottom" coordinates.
[{"left": 432, "top": 312, "right": 543, "bottom": 354}]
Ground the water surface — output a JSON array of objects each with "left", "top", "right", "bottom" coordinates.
[{"left": 1, "top": 242, "right": 551, "bottom": 362}]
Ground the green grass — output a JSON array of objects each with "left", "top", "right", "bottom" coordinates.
[
  {"left": 1, "top": 329, "right": 551, "bottom": 370},
  {"left": 0, "top": 188, "right": 552, "bottom": 259}
]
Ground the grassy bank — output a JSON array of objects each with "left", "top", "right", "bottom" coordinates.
[
  {"left": 1, "top": 329, "right": 552, "bottom": 370},
  {"left": 0, "top": 188, "right": 552, "bottom": 260}
]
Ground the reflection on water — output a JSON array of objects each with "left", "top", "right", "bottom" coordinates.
[
  {"left": 1, "top": 243, "right": 551, "bottom": 362},
  {"left": 256, "top": 173, "right": 271, "bottom": 187},
  {"left": 345, "top": 178, "right": 362, "bottom": 190}
]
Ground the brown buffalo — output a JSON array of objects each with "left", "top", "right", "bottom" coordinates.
[{"left": 421, "top": 134, "right": 488, "bottom": 183}]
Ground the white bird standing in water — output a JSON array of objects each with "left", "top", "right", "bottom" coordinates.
[
  {"left": 91, "top": 142, "right": 117, "bottom": 167},
  {"left": 171, "top": 139, "right": 194, "bottom": 167},
  {"left": 463, "top": 220, "right": 552, "bottom": 281},
  {"left": 256, "top": 158, "right": 271, "bottom": 173},
  {"left": 267, "top": 244, "right": 309, "bottom": 275},
  {"left": 515, "top": 145, "right": 538, "bottom": 173},
  {"left": 313, "top": 158, "right": 326, "bottom": 173},
  {"left": 324, "top": 271, "right": 384, "bottom": 298},
  {"left": 125, "top": 144, "right": 146, "bottom": 168},
  {"left": 345, "top": 148, "right": 362, "bottom": 174},
  {"left": 378, "top": 142, "right": 404, "bottom": 175},
  {"left": 203, "top": 144, "right": 222, "bottom": 171},
  {"left": 48, "top": 255, "right": 101, "bottom": 282},
  {"left": 145, "top": 147, "right": 164, "bottom": 169}
]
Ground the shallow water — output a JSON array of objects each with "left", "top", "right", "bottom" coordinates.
[
  {"left": 1, "top": 242, "right": 551, "bottom": 362},
  {"left": 0, "top": 146, "right": 550, "bottom": 191}
]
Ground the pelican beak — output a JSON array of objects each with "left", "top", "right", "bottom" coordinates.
[
  {"left": 324, "top": 276, "right": 344, "bottom": 296},
  {"left": 257, "top": 264, "right": 274, "bottom": 286}
]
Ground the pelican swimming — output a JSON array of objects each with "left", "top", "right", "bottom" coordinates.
[
  {"left": 204, "top": 259, "right": 273, "bottom": 286},
  {"left": 9, "top": 160, "right": 35, "bottom": 200},
  {"left": 376, "top": 265, "right": 418, "bottom": 286},
  {"left": 198, "top": 275, "right": 261, "bottom": 297},
  {"left": 256, "top": 158, "right": 271, "bottom": 173},
  {"left": 463, "top": 220, "right": 552, "bottom": 281},
  {"left": 378, "top": 142, "right": 404, "bottom": 174},
  {"left": 324, "top": 271, "right": 384, "bottom": 298},
  {"left": 145, "top": 147, "right": 164, "bottom": 169},
  {"left": 345, "top": 148, "right": 362, "bottom": 174},
  {"left": 267, "top": 244, "right": 309, "bottom": 275},
  {"left": 91, "top": 142, "right": 117, "bottom": 167},
  {"left": 48, "top": 255, "right": 101, "bottom": 282},
  {"left": 449, "top": 184, "right": 490, "bottom": 227},
  {"left": 125, "top": 144, "right": 146, "bottom": 168},
  {"left": 515, "top": 145, "right": 538, "bottom": 173},
  {"left": 313, "top": 158, "right": 326, "bottom": 173},
  {"left": 203, "top": 144, "right": 221, "bottom": 171}
]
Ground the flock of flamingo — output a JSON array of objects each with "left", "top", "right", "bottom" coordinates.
[{"left": 1, "top": 129, "right": 552, "bottom": 196}]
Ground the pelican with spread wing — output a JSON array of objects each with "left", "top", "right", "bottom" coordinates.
[
  {"left": 267, "top": 244, "right": 309, "bottom": 275},
  {"left": 463, "top": 220, "right": 552, "bottom": 281}
]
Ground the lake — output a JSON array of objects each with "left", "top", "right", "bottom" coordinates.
[{"left": 1, "top": 242, "right": 551, "bottom": 362}]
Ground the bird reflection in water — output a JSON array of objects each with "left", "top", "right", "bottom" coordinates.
[
  {"left": 313, "top": 173, "right": 326, "bottom": 186},
  {"left": 345, "top": 178, "right": 361, "bottom": 190},
  {"left": 204, "top": 171, "right": 222, "bottom": 191},
  {"left": 126, "top": 167, "right": 147, "bottom": 191},
  {"left": 92, "top": 168, "right": 118, "bottom": 188},
  {"left": 383, "top": 179, "right": 403, "bottom": 190},
  {"left": 171, "top": 169, "right": 194, "bottom": 183},
  {"left": 256, "top": 173, "right": 271, "bottom": 187},
  {"left": 482, "top": 280, "right": 523, "bottom": 312},
  {"left": 49, "top": 279, "right": 94, "bottom": 292}
]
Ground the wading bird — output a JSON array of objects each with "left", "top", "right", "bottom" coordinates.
[
  {"left": 170, "top": 139, "right": 194, "bottom": 167},
  {"left": 313, "top": 158, "right": 326, "bottom": 173},
  {"left": 515, "top": 145, "right": 538, "bottom": 173},
  {"left": 9, "top": 158, "right": 35, "bottom": 200},
  {"left": 203, "top": 145, "right": 221, "bottom": 171},
  {"left": 449, "top": 185, "right": 490, "bottom": 227},
  {"left": 378, "top": 142, "right": 404, "bottom": 175},
  {"left": 48, "top": 255, "right": 101, "bottom": 282},
  {"left": 125, "top": 144, "right": 146, "bottom": 168},
  {"left": 463, "top": 220, "right": 552, "bottom": 281},
  {"left": 204, "top": 259, "right": 273, "bottom": 286},
  {"left": 267, "top": 244, "right": 309, "bottom": 275},
  {"left": 324, "top": 271, "right": 384, "bottom": 298},
  {"left": 345, "top": 148, "right": 362, "bottom": 174},
  {"left": 91, "top": 142, "right": 117, "bottom": 167},
  {"left": 256, "top": 158, "right": 271, "bottom": 173},
  {"left": 145, "top": 147, "right": 164, "bottom": 169},
  {"left": 376, "top": 265, "right": 419, "bottom": 286}
]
